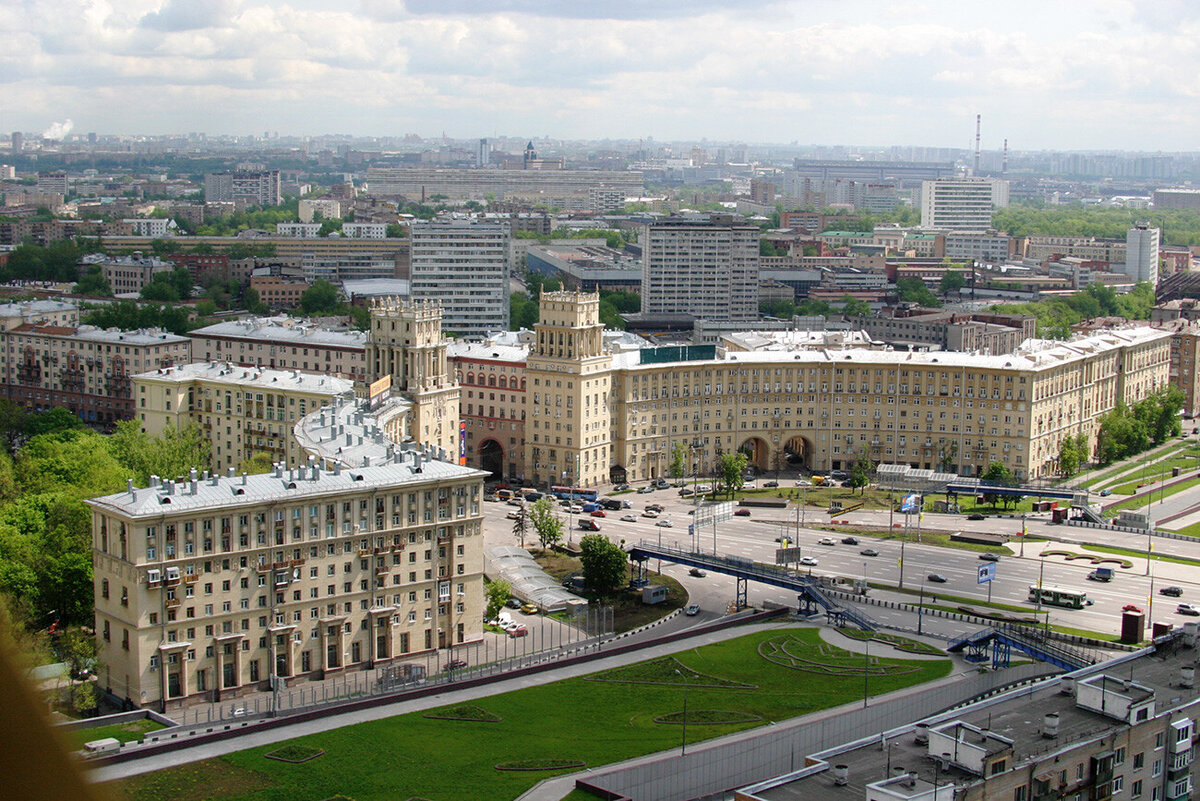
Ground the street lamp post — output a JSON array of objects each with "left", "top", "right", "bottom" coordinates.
[
  {"left": 674, "top": 669, "right": 697, "bottom": 755},
  {"left": 862, "top": 635, "right": 870, "bottom": 709},
  {"left": 918, "top": 577, "right": 926, "bottom": 635}
]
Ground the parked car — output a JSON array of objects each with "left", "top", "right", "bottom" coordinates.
[
  {"left": 830, "top": 470, "right": 848, "bottom": 480},
  {"left": 1178, "top": 604, "right": 1200, "bottom": 616},
  {"left": 841, "top": 537, "right": 859, "bottom": 545},
  {"left": 520, "top": 603, "right": 539, "bottom": 615},
  {"left": 799, "top": 556, "right": 818, "bottom": 566},
  {"left": 978, "top": 553, "right": 1001, "bottom": 562},
  {"left": 860, "top": 548, "right": 880, "bottom": 557},
  {"left": 1099, "top": 489, "right": 1112, "bottom": 497},
  {"left": 688, "top": 567, "right": 707, "bottom": 578},
  {"left": 679, "top": 487, "right": 695, "bottom": 496},
  {"left": 508, "top": 625, "right": 528, "bottom": 637},
  {"left": 590, "top": 509, "right": 606, "bottom": 517},
  {"left": 763, "top": 481, "right": 779, "bottom": 488},
  {"left": 637, "top": 486, "right": 654, "bottom": 494},
  {"left": 926, "top": 573, "right": 947, "bottom": 583},
  {"left": 967, "top": 513, "right": 987, "bottom": 521},
  {"left": 685, "top": 604, "right": 701, "bottom": 616},
  {"left": 1160, "top": 586, "right": 1185, "bottom": 597},
  {"left": 818, "top": 537, "right": 837, "bottom": 545},
  {"left": 506, "top": 598, "right": 522, "bottom": 609},
  {"left": 621, "top": 514, "right": 638, "bottom": 522},
  {"left": 656, "top": 519, "right": 673, "bottom": 528},
  {"left": 443, "top": 659, "right": 468, "bottom": 671},
  {"left": 733, "top": 509, "right": 751, "bottom": 517},
  {"left": 614, "top": 483, "right": 630, "bottom": 491}
]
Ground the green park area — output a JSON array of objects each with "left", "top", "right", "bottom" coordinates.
[{"left": 108, "top": 627, "right": 951, "bottom": 801}]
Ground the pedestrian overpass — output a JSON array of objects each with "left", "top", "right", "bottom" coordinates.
[
  {"left": 947, "top": 624, "right": 1097, "bottom": 671},
  {"left": 628, "top": 541, "right": 878, "bottom": 631},
  {"left": 944, "top": 480, "right": 1102, "bottom": 523}
]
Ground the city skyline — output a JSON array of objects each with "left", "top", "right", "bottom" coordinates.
[{"left": 6, "top": 0, "right": 1200, "bottom": 151}]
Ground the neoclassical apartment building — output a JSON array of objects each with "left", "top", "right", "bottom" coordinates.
[
  {"left": 460, "top": 292, "right": 1170, "bottom": 485},
  {"left": 89, "top": 399, "right": 487, "bottom": 710}
]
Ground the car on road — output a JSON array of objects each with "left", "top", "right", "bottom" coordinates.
[
  {"left": 818, "top": 537, "right": 837, "bottom": 545},
  {"left": 637, "top": 486, "right": 654, "bottom": 494},
  {"left": 1160, "top": 586, "right": 1185, "bottom": 597},
  {"left": 443, "top": 659, "right": 468, "bottom": 671},
  {"left": 1178, "top": 604, "right": 1200, "bottom": 616},
  {"left": 1122, "top": 604, "right": 1142, "bottom": 613},
  {"left": 685, "top": 604, "right": 701, "bottom": 616},
  {"left": 799, "top": 556, "right": 818, "bottom": 566},
  {"left": 520, "top": 603, "right": 539, "bottom": 615},
  {"left": 978, "top": 553, "right": 1001, "bottom": 562},
  {"left": 688, "top": 567, "right": 707, "bottom": 578},
  {"left": 679, "top": 487, "right": 695, "bottom": 496},
  {"left": 830, "top": 470, "right": 848, "bottom": 480},
  {"left": 860, "top": 548, "right": 879, "bottom": 557},
  {"left": 646, "top": 504, "right": 665, "bottom": 512},
  {"left": 620, "top": 514, "right": 638, "bottom": 522},
  {"left": 505, "top": 511, "right": 522, "bottom": 520},
  {"left": 734, "top": 509, "right": 751, "bottom": 517},
  {"left": 641, "top": 509, "right": 659, "bottom": 518},
  {"left": 614, "top": 483, "right": 630, "bottom": 491},
  {"left": 774, "top": 536, "right": 786, "bottom": 543},
  {"left": 967, "top": 513, "right": 987, "bottom": 521},
  {"left": 656, "top": 519, "right": 673, "bottom": 527},
  {"left": 590, "top": 509, "right": 606, "bottom": 517},
  {"left": 578, "top": 519, "right": 601, "bottom": 531},
  {"left": 796, "top": 479, "right": 812, "bottom": 487},
  {"left": 763, "top": 481, "right": 779, "bottom": 488},
  {"left": 926, "top": 573, "right": 947, "bottom": 583},
  {"left": 842, "top": 536, "right": 859, "bottom": 545}
]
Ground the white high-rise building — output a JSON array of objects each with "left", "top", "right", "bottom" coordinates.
[
  {"left": 409, "top": 219, "right": 510, "bottom": 336},
  {"left": 641, "top": 213, "right": 760, "bottom": 321},
  {"left": 919, "top": 177, "right": 1009, "bottom": 230},
  {"left": 1125, "top": 222, "right": 1161, "bottom": 285}
]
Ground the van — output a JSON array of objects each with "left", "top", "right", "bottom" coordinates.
[
  {"left": 496, "top": 489, "right": 514, "bottom": 500},
  {"left": 581, "top": 502, "right": 601, "bottom": 513}
]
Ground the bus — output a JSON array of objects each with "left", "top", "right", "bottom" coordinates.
[
  {"left": 1027, "top": 585, "right": 1090, "bottom": 609},
  {"left": 550, "top": 486, "right": 599, "bottom": 502}
]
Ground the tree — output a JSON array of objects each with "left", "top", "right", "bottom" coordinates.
[
  {"left": 243, "top": 287, "right": 269, "bottom": 315},
  {"left": 72, "top": 266, "right": 112, "bottom": 296},
  {"left": 896, "top": 277, "right": 941, "bottom": 307},
  {"left": 1057, "top": 434, "right": 1090, "bottom": 477},
  {"left": 980, "top": 461, "right": 1016, "bottom": 508},
  {"left": 847, "top": 451, "right": 873, "bottom": 494},
  {"left": 109, "top": 421, "right": 210, "bottom": 483},
  {"left": 510, "top": 499, "right": 529, "bottom": 547},
  {"left": 668, "top": 442, "right": 688, "bottom": 480},
  {"left": 300, "top": 279, "right": 341, "bottom": 315},
  {"left": 528, "top": 497, "right": 563, "bottom": 550},
  {"left": 840, "top": 296, "right": 872, "bottom": 317},
  {"left": 239, "top": 452, "right": 275, "bottom": 475},
  {"left": 484, "top": 579, "right": 512, "bottom": 619},
  {"left": 579, "top": 533, "right": 628, "bottom": 600},
  {"left": 718, "top": 451, "right": 748, "bottom": 498},
  {"left": 936, "top": 441, "right": 959, "bottom": 474},
  {"left": 23, "top": 407, "right": 83, "bottom": 440},
  {"left": 938, "top": 270, "right": 967, "bottom": 298}
]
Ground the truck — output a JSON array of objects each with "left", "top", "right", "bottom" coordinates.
[
  {"left": 811, "top": 475, "right": 828, "bottom": 486},
  {"left": 1087, "top": 567, "right": 1114, "bottom": 582}
]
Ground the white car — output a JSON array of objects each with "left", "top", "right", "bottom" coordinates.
[
  {"left": 685, "top": 604, "right": 701, "bottom": 616},
  {"left": 656, "top": 519, "right": 673, "bottom": 528},
  {"left": 620, "top": 514, "right": 638, "bottom": 522},
  {"left": 566, "top": 505, "right": 583, "bottom": 514},
  {"left": 799, "top": 556, "right": 818, "bottom": 566},
  {"left": 818, "top": 537, "right": 837, "bottom": 545},
  {"left": 641, "top": 509, "right": 659, "bottom": 518}
]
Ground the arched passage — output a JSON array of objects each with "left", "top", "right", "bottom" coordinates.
[
  {"left": 479, "top": 439, "right": 504, "bottom": 479},
  {"left": 738, "top": 437, "right": 770, "bottom": 473},
  {"left": 784, "top": 435, "right": 812, "bottom": 469}
]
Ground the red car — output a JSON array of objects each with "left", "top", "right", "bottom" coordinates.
[
  {"left": 590, "top": 509, "right": 606, "bottom": 517},
  {"left": 1123, "top": 604, "right": 1143, "bottom": 613},
  {"left": 734, "top": 509, "right": 751, "bottom": 517}
]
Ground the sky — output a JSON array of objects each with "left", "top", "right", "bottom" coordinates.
[{"left": 4, "top": 0, "right": 1200, "bottom": 151}]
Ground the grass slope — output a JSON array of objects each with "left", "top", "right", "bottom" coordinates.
[{"left": 111, "top": 628, "right": 951, "bottom": 801}]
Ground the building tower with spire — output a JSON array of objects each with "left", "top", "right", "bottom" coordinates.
[
  {"left": 365, "top": 298, "right": 461, "bottom": 458},
  {"left": 524, "top": 291, "right": 612, "bottom": 488}
]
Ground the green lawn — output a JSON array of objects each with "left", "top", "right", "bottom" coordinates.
[
  {"left": 1078, "top": 439, "right": 1200, "bottom": 489},
  {"left": 109, "top": 628, "right": 952, "bottom": 801},
  {"left": 1103, "top": 475, "right": 1200, "bottom": 515},
  {"left": 64, "top": 717, "right": 165, "bottom": 750}
]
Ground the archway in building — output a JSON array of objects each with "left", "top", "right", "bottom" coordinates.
[
  {"left": 784, "top": 435, "right": 813, "bottom": 470},
  {"left": 479, "top": 439, "right": 504, "bottom": 479},
  {"left": 609, "top": 464, "right": 627, "bottom": 485},
  {"left": 738, "top": 437, "right": 770, "bottom": 473}
]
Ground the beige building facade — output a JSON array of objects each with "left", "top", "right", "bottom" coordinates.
[
  {"left": 133, "top": 363, "right": 354, "bottom": 470},
  {"left": 89, "top": 449, "right": 486, "bottom": 710},
  {"left": 188, "top": 317, "right": 369, "bottom": 383}
]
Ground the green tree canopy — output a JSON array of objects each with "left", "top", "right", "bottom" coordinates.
[
  {"left": 719, "top": 451, "right": 748, "bottom": 498},
  {"left": 485, "top": 579, "right": 512, "bottom": 619},
  {"left": 300, "top": 279, "right": 341, "bottom": 315},
  {"left": 528, "top": 497, "right": 563, "bottom": 550},
  {"left": 578, "top": 533, "right": 628, "bottom": 599}
]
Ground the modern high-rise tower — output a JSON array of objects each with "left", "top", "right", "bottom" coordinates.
[
  {"left": 1125, "top": 223, "right": 1161, "bottom": 285},
  {"left": 919, "top": 177, "right": 1009, "bottom": 230},
  {"left": 641, "top": 213, "right": 760, "bottom": 321},
  {"left": 408, "top": 219, "right": 510, "bottom": 337}
]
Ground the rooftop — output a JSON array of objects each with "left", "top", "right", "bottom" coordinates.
[
  {"left": 133, "top": 362, "right": 355, "bottom": 395},
  {"left": 188, "top": 316, "right": 367, "bottom": 350},
  {"left": 10, "top": 322, "right": 189, "bottom": 344}
]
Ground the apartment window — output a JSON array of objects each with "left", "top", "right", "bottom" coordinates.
[
  {"left": 1133, "top": 753, "right": 1144, "bottom": 770},
  {"left": 1013, "top": 787, "right": 1027, "bottom": 801},
  {"left": 1152, "top": 759, "right": 1162, "bottom": 777},
  {"left": 1132, "top": 779, "right": 1143, "bottom": 797}
]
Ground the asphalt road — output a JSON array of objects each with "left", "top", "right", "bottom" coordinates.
[{"left": 482, "top": 483, "right": 1200, "bottom": 642}]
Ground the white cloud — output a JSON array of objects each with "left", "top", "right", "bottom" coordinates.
[{"left": 4, "top": 0, "right": 1200, "bottom": 149}]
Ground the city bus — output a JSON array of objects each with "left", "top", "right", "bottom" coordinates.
[
  {"left": 1027, "top": 585, "right": 1091, "bottom": 609},
  {"left": 550, "top": 486, "right": 599, "bottom": 502}
]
